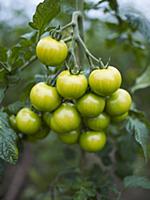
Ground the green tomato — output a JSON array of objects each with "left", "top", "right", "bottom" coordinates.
[
  {"left": 43, "top": 112, "right": 51, "bottom": 127},
  {"left": 9, "top": 115, "right": 18, "bottom": 130},
  {"left": 79, "top": 131, "right": 106, "bottom": 152},
  {"left": 50, "top": 103, "right": 81, "bottom": 133},
  {"left": 56, "top": 70, "right": 88, "bottom": 99},
  {"left": 26, "top": 127, "right": 49, "bottom": 142},
  {"left": 36, "top": 36, "right": 68, "bottom": 66},
  {"left": 16, "top": 108, "right": 41, "bottom": 135},
  {"left": 106, "top": 89, "right": 132, "bottom": 116},
  {"left": 76, "top": 93, "right": 105, "bottom": 117},
  {"left": 86, "top": 113, "right": 110, "bottom": 131},
  {"left": 30, "top": 82, "right": 61, "bottom": 112},
  {"left": 112, "top": 112, "right": 128, "bottom": 122},
  {"left": 59, "top": 130, "right": 80, "bottom": 144},
  {"left": 89, "top": 66, "right": 122, "bottom": 96}
]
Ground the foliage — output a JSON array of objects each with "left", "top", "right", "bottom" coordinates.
[
  {"left": 0, "top": 112, "right": 18, "bottom": 164},
  {"left": 0, "top": 0, "right": 150, "bottom": 199}
]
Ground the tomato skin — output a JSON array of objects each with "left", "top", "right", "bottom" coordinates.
[
  {"left": 112, "top": 112, "right": 128, "bottom": 122},
  {"left": 106, "top": 89, "right": 132, "bottom": 116},
  {"left": 56, "top": 70, "right": 88, "bottom": 99},
  {"left": 16, "top": 108, "right": 41, "bottom": 135},
  {"left": 30, "top": 82, "right": 61, "bottom": 112},
  {"left": 59, "top": 130, "right": 80, "bottom": 144},
  {"left": 79, "top": 131, "right": 106, "bottom": 152},
  {"left": 36, "top": 36, "right": 68, "bottom": 66},
  {"left": 89, "top": 66, "right": 122, "bottom": 96},
  {"left": 76, "top": 93, "right": 105, "bottom": 117},
  {"left": 50, "top": 103, "right": 81, "bottom": 133},
  {"left": 86, "top": 113, "right": 110, "bottom": 131},
  {"left": 26, "top": 127, "right": 49, "bottom": 142},
  {"left": 9, "top": 115, "right": 18, "bottom": 130},
  {"left": 43, "top": 112, "right": 51, "bottom": 127}
]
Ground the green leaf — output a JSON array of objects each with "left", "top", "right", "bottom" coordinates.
[
  {"left": 6, "top": 101, "right": 25, "bottom": 115},
  {"left": 124, "top": 176, "right": 150, "bottom": 189},
  {"left": 0, "top": 112, "right": 19, "bottom": 164},
  {"left": 7, "top": 31, "right": 37, "bottom": 71},
  {"left": 0, "top": 87, "right": 7, "bottom": 104},
  {"left": 72, "top": 179, "right": 96, "bottom": 200},
  {"left": 29, "top": 0, "right": 60, "bottom": 34},
  {"left": 131, "top": 66, "right": 150, "bottom": 93},
  {"left": 126, "top": 116, "right": 149, "bottom": 161},
  {"left": 0, "top": 46, "right": 7, "bottom": 62}
]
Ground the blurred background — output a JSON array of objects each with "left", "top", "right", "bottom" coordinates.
[{"left": 0, "top": 0, "right": 150, "bottom": 200}]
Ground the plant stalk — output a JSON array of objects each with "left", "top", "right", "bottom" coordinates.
[{"left": 75, "top": 0, "right": 84, "bottom": 66}]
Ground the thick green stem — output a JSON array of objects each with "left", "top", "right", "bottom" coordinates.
[{"left": 75, "top": 0, "right": 84, "bottom": 66}]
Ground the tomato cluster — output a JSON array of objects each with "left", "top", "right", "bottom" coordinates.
[{"left": 9, "top": 38, "right": 132, "bottom": 152}]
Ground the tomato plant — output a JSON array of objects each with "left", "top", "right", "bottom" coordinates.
[{"left": 0, "top": 0, "right": 150, "bottom": 199}]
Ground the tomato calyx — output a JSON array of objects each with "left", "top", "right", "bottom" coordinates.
[
  {"left": 49, "top": 26, "right": 62, "bottom": 41},
  {"left": 69, "top": 67, "right": 81, "bottom": 75}
]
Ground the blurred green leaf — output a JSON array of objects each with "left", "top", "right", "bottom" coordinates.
[
  {"left": 6, "top": 101, "right": 25, "bottom": 115},
  {"left": 124, "top": 176, "right": 150, "bottom": 189},
  {"left": 72, "top": 178, "right": 96, "bottom": 200},
  {"left": 0, "top": 112, "right": 18, "bottom": 164},
  {"left": 29, "top": 0, "right": 60, "bottom": 34},
  {"left": 0, "top": 46, "right": 7, "bottom": 62},
  {"left": 0, "top": 87, "right": 7, "bottom": 104},
  {"left": 126, "top": 116, "right": 149, "bottom": 161},
  {"left": 131, "top": 66, "right": 150, "bottom": 93}
]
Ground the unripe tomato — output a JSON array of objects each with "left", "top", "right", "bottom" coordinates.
[
  {"left": 106, "top": 89, "right": 132, "bottom": 116},
  {"left": 50, "top": 103, "right": 81, "bottom": 133},
  {"left": 56, "top": 70, "right": 88, "bottom": 99},
  {"left": 79, "top": 131, "right": 106, "bottom": 152},
  {"left": 30, "top": 82, "right": 61, "bottom": 112},
  {"left": 16, "top": 108, "right": 41, "bottom": 134},
  {"left": 43, "top": 112, "right": 51, "bottom": 127},
  {"left": 9, "top": 115, "right": 18, "bottom": 130},
  {"left": 59, "top": 130, "right": 80, "bottom": 144},
  {"left": 89, "top": 66, "right": 122, "bottom": 96},
  {"left": 86, "top": 113, "right": 110, "bottom": 131},
  {"left": 76, "top": 93, "right": 105, "bottom": 117},
  {"left": 112, "top": 112, "right": 128, "bottom": 122},
  {"left": 36, "top": 36, "right": 68, "bottom": 66},
  {"left": 26, "top": 127, "right": 49, "bottom": 142}
]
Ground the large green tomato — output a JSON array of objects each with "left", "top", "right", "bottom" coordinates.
[
  {"left": 30, "top": 82, "right": 61, "bottom": 112},
  {"left": 89, "top": 66, "right": 122, "bottom": 96},
  {"left": 50, "top": 103, "right": 81, "bottom": 133},
  {"left": 76, "top": 93, "right": 105, "bottom": 117},
  {"left": 112, "top": 112, "right": 128, "bottom": 122},
  {"left": 9, "top": 115, "right": 18, "bottom": 130},
  {"left": 36, "top": 36, "right": 68, "bottom": 66},
  {"left": 59, "top": 130, "right": 80, "bottom": 144},
  {"left": 56, "top": 70, "right": 88, "bottom": 99},
  {"left": 79, "top": 131, "right": 106, "bottom": 152},
  {"left": 16, "top": 108, "right": 41, "bottom": 134},
  {"left": 86, "top": 113, "right": 110, "bottom": 131},
  {"left": 106, "top": 89, "right": 132, "bottom": 116}
]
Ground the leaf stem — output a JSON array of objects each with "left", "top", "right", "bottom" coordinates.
[{"left": 17, "top": 56, "right": 37, "bottom": 72}]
